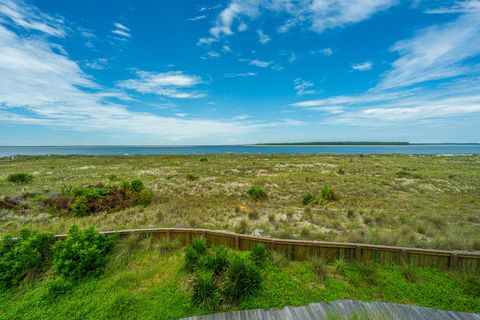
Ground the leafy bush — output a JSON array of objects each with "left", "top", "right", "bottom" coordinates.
[
  {"left": 250, "top": 244, "right": 270, "bottom": 268},
  {"left": 135, "top": 189, "right": 154, "bottom": 206},
  {"left": 207, "top": 245, "right": 230, "bottom": 276},
  {"left": 199, "top": 158, "right": 208, "bottom": 162},
  {"left": 0, "top": 229, "right": 54, "bottom": 288},
  {"left": 224, "top": 255, "right": 262, "bottom": 302},
  {"left": 130, "top": 179, "right": 145, "bottom": 192},
  {"left": 7, "top": 173, "right": 33, "bottom": 184},
  {"left": 235, "top": 219, "right": 250, "bottom": 234},
  {"left": 302, "top": 193, "right": 317, "bottom": 205},
  {"left": 192, "top": 271, "right": 221, "bottom": 310},
  {"left": 184, "top": 239, "right": 208, "bottom": 272},
  {"left": 246, "top": 186, "right": 267, "bottom": 201},
  {"left": 53, "top": 225, "right": 114, "bottom": 279},
  {"left": 321, "top": 185, "right": 336, "bottom": 201},
  {"left": 71, "top": 195, "right": 88, "bottom": 216}
]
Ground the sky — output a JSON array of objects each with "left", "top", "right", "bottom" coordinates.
[{"left": 0, "top": 0, "right": 479, "bottom": 145}]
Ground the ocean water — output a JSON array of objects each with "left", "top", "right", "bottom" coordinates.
[{"left": 1, "top": 145, "right": 480, "bottom": 157}]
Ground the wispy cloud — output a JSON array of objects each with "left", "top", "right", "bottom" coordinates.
[
  {"left": 311, "top": 47, "right": 334, "bottom": 56},
  {"left": 249, "top": 59, "right": 272, "bottom": 68},
  {"left": 112, "top": 22, "right": 131, "bottom": 38},
  {"left": 85, "top": 58, "right": 109, "bottom": 70},
  {"left": 379, "top": 8, "right": 480, "bottom": 89},
  {"left": 257, "top": 29, "right": 270, "bottom": 44},
  {"left": 0, "top": 0, "right": 65, "bottom": 37},
  {"left": 117, "top": 71, "right": 206, "bottom": 99},
  {"left": 352, "top": 61, "right": 373, "bottom": 71},
  {"left": 198, "top": 0, "right": 398, "bottom": 44},
  {"left": 224, "top": 72, "right": 257, "bottom": 78},
  {"left": 186, "top": 14, "right": 207, "bottom": 22},
  {"left": 293, "top": 78, "right": 317, "bottom": 95},
  {"left": 423, "top": 0, "right": 480, "bottom": 15}
]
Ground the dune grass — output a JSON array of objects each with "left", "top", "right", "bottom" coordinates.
[
  {"left": 0, "top": 154, "right": 479, "bottom": 251},
  {"left": 0, "top": 235, "right": 478, "bottom": 320}
]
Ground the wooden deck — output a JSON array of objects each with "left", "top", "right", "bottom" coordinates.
[{"left": 181, "top": 300, "right": 480, "bottom": 320}]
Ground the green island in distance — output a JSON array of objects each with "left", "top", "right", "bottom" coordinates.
[{"left": 255, "top": 142, "right": 480, "bottom": 146}]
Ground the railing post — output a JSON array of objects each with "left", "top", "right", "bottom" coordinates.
[
  {"left": 450, "top": 253, "right": 458, "bottom": 270},
  {"left": 401, "top": 249, "right": 407, "bottom": 264},
  {"left": 235, "top": 235, "right": 239, "bottom": 249},
  {"left": 355, "top": 245, "right": 362, "bottom": 260}
]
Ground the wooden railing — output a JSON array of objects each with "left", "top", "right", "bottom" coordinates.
[{"left": 52, "top": 227, "right": 480, "bottom": 271}]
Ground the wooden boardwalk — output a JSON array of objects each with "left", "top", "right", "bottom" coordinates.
[{"left": 181, "top": 300, "right": 480, "bottom": 320}]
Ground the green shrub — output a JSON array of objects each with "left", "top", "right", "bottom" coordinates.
[
  {"left": 135, "top": 189, "right": 154, "bottom": 206},
  {"left": 250, "top": 244, "right": 269, "bottom": 268},
  {"left": 186, "top": 174, "right": 199, "bottom": 181},
  {"left": 199, "top": 158, "right": 208, "bottom": 162},
  {"left": 208, "top": 245, "right": 230, "bottom": 276},
  {"left": 235, "top": 219, "right": 250, "bottom": 234},
  {"left": 302, "top": 193, "right": 317, "bottom": 205},
  {"left": 0, "top": 229, "right": 54, "bottom": 288},
  {"left": 192, "top": 271, "right": 220, "bottom": 310},
  {"left": 53, "top": 225, "right": 114, "bottom": 279},
  {"left": 45, "top": 277, "right": 74, "bottom": 298},
  {"left": 224, "top": 255, "right": 262, "bottom": 302},
  {"left": 71, "top": 195, "right": 88, "bottom": 217},
  {"left": 321, "top": 185, "right": 336, "bottom": 201},
  {"left": 7, "top": 173, "right": 33, "bottom": 184},
  {"left": 246, "top": 186, "right": 267, "bottom": 201},
  {"left": 130, "top": 179, "right": 145, "bottom": 192},
  {"left": 184, "top": 239, "right": 208, "bottom": 272}
]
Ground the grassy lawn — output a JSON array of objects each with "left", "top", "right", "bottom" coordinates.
[
  {"left": 0, "top": 236, "right": 479, "bottom": 320},
  {"left": 1, "top": 154, "right": 479, "bottom": 251}
]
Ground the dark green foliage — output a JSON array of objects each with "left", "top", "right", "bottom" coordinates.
[
  {"left": 224, "top": 255, "right": 262, "bottom": 302},
  {"left": 71, "top": 195, "right": 88, "bottom": 216},
  {"left": 135, "top": 189, "right": 154, "bottom": 206},
  {"left": 199, "top": 158, "right": 208, "bottom": 162},
  {"left": 246, "top": 186, "right": 267, "bottom": 201},
  {"left": 7, "top": 172, "right": 33, "bottom": 184},
  {"left": 186, "top": 174, "right": 199, "bottom": 181},
  {"left": 130, "top": 179, "right": 145, "bottom": 192},
  {"left": 302, "top": 193, "right": 316, "bottom": 205},
  {"left": 321, "top": 185, "right": 336, "bottom": 201},
  {"left": 184, "top": 239, "right": 208, "bottom": 272},
  {"left": 45, "top": 277, "right": 74, "bottom": 298},
  {"left": 207, "top": 245, "right": 229, "bottom": 276},
  {"left": 52, "top": 225, "right": 114, "bottom": 279},
  {"left": 250, "top": 243, "right": 270, "bottom": 267},
  {"left": 191, "top": 271, "right": 220, "bottom": 310},
  {"left": 0, "top": 229, "right": 54, "bottom": 288}
]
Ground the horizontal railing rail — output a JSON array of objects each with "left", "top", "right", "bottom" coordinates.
[{"left": 50, "top": 227, "right": 480, "bottom": 271}]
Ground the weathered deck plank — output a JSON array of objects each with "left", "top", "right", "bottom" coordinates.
[{"left": 181, "top": 300, "right": 480, "bottom": 320}]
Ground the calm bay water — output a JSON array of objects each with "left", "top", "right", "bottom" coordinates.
[{"left": 1, "top": 145, "right": 480, "bottom": 157}]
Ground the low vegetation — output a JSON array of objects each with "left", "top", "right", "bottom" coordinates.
[
  {"left": 6, "top": 172, "right": 33, "bottom": 184},
  {"left": 0, "top": 154, "right": 479, "bottom": 251},
  {"left": 0, "top": 233, "right": 478, "bottom": 319}
]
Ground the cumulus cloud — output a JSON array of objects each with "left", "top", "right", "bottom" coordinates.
[{"left": 117, "top": 71, "right": 206, "bottom": 99}]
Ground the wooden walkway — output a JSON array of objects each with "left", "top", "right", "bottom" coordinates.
[{"left": 181, "top": 300, "right": 480, "bottom": 320}]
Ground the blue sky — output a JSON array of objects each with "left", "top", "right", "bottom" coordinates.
[{"left": 0, "top": 0, "right": 479, "bottom": 145}]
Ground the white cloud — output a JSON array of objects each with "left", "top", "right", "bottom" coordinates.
[
  {"left": 186, "top": 14, "right": 207, "bottom": 22},
  {"left": 257, "top": 29, "right": 271, "bottom": 44},
  {"left": 249, "top": 59, "right": 272, "bottom": 68},
  {"left": 0, "top": 0, "right": 65, "bottom": 37},
  {"left": 352, "top": 61, "right": 373, "bottom": 71},
  {"left": 199, "top": 0, "right": 398, "bottom": 43},
  {"left": 112, "top": 22, "right": 131, "bottom": 38},
  {"left": 379, "top": 9, "right": 480, "bottom": 89},
  {"left": 314, "top": 47, "right": 333, "bottom": 56},
  {"left": 117, "top": 70, "right": 206, "bottom": 99},
  {"left": 424, "top": 1, "right": 480, "bottom": 15},
  {"left": 207, "top": 51, "right": 220, "bottom": 58},
  {"left": 224, "top": 72, "right": 257, "bottom": 78},
  {"left": 0, "top": 2, "right": 257, "bottom": 142},
  {"left": 85, "top": 58, "right": 109, "bottom": 70},
  {"left": 293, "top": 78, "right": 317, "bottom": 95}
]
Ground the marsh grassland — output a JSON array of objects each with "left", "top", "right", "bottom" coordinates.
[{"left": 1, "top": 154, "right": 479, "bottom": 251}]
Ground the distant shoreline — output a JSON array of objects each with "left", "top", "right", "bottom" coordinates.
[{"left": 255, "top": 142, "right": 480, "bottom": 146}]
